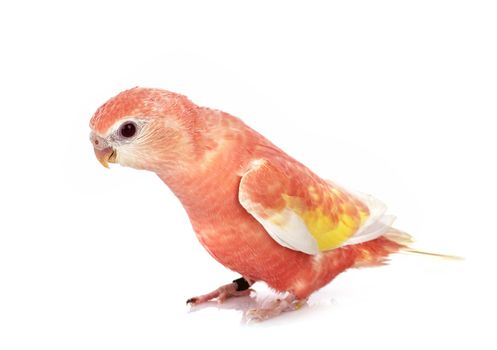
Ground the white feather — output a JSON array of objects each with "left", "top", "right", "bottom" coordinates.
[
  {"left": 246, "top": 207, "right": 320, "bottom": 255},
  {"left": 238, "top": 159, "right": 320, "bottom": 255},
  {"left": 342, "top": 191, "right": 396, "bottom": 246}
]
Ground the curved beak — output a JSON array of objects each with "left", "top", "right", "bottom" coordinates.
[{"left": 94, "top": 147, "right": 116, "bottom": 168}]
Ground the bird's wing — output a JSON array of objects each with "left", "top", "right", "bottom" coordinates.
[{"left": 238, "top": 159, "right": 394, "bottom": 255}]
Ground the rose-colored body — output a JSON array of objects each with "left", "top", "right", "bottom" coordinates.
[
  {"left": 90, "top": 88, "right": 403, "bottom": 300},
  {"left": 158, "top": 111, "right": 401, "bottom": 298}
]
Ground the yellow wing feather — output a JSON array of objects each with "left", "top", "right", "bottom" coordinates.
[{"left": 239, "top": 159, "right": 371, "bottom": 254}]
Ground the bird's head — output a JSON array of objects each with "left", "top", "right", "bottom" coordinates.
[{"left": 89, "top": 87, "right": 198, "bottom": 173}]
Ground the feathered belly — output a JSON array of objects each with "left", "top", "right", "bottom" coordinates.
[
  {"left": 191, "top": 208, "right": 402, "bottom": 297},
  {"left": 190, "top": 206, "right": 308, "bottom": 282}
]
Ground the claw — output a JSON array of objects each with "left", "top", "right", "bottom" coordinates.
[{"left": 186, "top": 297, "right": 198, "bottom": 305}]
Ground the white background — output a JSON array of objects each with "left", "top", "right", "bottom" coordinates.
[{"left": 1, "top": 1, "right": 496, "bottom": 349}]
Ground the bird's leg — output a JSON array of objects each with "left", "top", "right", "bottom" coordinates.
[
  {"left": 246, "top": 293, "right": 307, "bottom": 321},
  {"left": 186, "top": 277, "right": 254, "bottom": 305}
]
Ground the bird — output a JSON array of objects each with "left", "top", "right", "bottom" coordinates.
[{"left": 89, "top": 87, "right": 446, "bottom": 320}]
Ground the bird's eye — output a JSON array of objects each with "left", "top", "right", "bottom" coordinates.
[{"left": 119, "top": 122, "right": 137, "bottom": 138}]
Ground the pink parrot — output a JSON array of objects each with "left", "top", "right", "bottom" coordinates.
[{"left": 89, "top": 87, "right": 433, "bottom": 320}]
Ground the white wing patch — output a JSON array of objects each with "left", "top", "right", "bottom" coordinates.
[
  {"left": 238, "top": 160, "right": 320, "bottom": 255},
  {"left": 341, "top": 191, "right": 396, "bottom": 246},
  {"left": 243, "top": 205, "right": 319, "bottom": 255}
]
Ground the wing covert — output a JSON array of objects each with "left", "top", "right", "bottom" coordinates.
[{"left": 238, "top": 159, "right": 374, "bottom": 255}]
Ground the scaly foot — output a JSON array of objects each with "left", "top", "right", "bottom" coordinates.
[
  {"left": 187, "top": 277, "right": 254, "bottom": 305},
  {"left": 246, "top": 294, "right": 306, "bottom": 321}
]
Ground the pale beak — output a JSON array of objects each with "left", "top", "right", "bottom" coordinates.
[{"left": 94, "top": 147, "right": 116, "bottom": 168}]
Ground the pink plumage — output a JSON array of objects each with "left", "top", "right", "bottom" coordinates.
[{"left": 89, "top": 87, "right": 412, "bottom": 320}]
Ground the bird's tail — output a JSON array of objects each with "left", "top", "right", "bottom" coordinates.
[
  {"left": 383, "top": 230, "right": 463, "bottom": 260},
  {"left": 352, "top": 229, "right": 462, "bottom": 268}
]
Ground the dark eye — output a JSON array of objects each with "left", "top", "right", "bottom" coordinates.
[{"left": 120, "top": 122, "right": 136, "bottom": 138}]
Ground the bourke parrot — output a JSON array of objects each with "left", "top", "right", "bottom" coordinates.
[{"left": 89, "top": 87, "right": 450, "bottom": 320}]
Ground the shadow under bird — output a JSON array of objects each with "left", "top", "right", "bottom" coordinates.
[{"left": 89, "top": 87, "right": 456, "bottom": 320}]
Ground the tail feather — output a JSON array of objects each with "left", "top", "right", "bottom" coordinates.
[
  {"left": 383, "top": 229, "right": 414, "bottom": 245},
  {"left": 400, "top": 248, "right": 464, "bottom": 260},
  {"left": 384, "top": 230, "right": 463, "bottom": 260},
  {"left": 353, "top": 229, "right": 462, "bottom": 268}
]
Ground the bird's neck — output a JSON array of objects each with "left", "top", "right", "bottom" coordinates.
[{"left": 155, "top": 109, "right": 251, "bottom": 216}]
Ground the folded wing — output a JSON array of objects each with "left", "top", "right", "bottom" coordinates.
[{"left": 239, "top": 159, "right": 396, "bottom": 255}]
